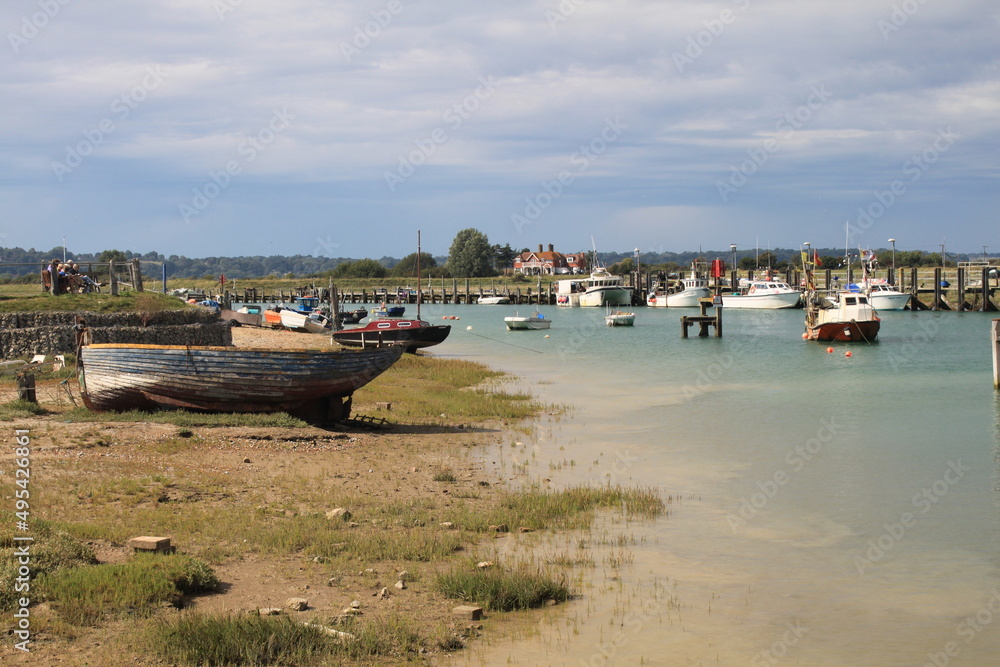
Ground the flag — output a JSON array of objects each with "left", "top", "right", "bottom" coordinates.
[{"left": 813, "top": 250, "right": 821, "bottom": 266}]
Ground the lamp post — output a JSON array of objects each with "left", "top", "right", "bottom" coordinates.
[{"left": 888, "top": 238, "right": 896, "bottom": 285}]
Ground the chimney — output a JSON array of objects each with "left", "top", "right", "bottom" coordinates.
[
  {"left": 548, "top": 244, "right": 554, "bottom": 253},
  {"left": 538, "top": 244, "right": 543, "bottom": 252}
]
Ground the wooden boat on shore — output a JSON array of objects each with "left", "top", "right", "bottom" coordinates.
[{"left": 77, "top": 342, "right": 405, "bottom": 424}]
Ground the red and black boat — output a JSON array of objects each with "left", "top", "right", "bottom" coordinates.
[{"left": 331, "top": 318, "right": 451, "bottom": 352}]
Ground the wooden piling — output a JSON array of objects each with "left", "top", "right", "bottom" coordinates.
[
  {"left": 993, "top": 319, "right": 1000, "bottom": 390},
  {"left": 16, "top": 373, "right": 36, "bottom": 403},
  {"left": 681, "top": 298, "right": 722, "bottom": 338}
]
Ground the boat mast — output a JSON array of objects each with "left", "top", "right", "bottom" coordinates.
[{"left": 416, "top": 230, "right": 421, "bottom": 321}]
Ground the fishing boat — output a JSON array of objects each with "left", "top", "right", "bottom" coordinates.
[
  {"left": 604, "top": 310, "right": 635, "bottom": 327},
  {"left": 477, "top": 295, "right": 510, "bottom": 305},
  {"left": 370, "top": 304, "right": 405, "bottom": 318},
  {"left": 332, "top": 231, "right": 450, "bottom": 352},
  {"left": 804, "top": 292, "right": 880, "bottom": 342},
  {"left": 720, "top": 280, "right": 801, "bottom": 309},
  {"left": 556, "top": 267, "right": 633, "bottom": 307},
  {"left": 335, "top": 308, "right": 368, "bottom": 325},
  {"left": 76, "top": 342, "right": 405, "bottom": 424},
  {"left": 504, "top": 312, "right": 551, "bottom": 330},
  {"left": 646, "top": 262, "right": 712, "bottom": 308}
]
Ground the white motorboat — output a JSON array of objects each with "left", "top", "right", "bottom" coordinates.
[
  {"left": 505, "top": 312, "right": 551, "bottom": 330},
  {"left": 280, "top": 308, "right": 334, "bottom": 333},
  {"left": 860, "top": 283, "right": 911, "bottom": 310},
  {"left": 605, "top": 310, "right": 635, "bottom": 327},
  {"left": 556, "top": 267, "right": 633, "bottom": 307},
  {"left": 647, "top": 262, "right": 712, "bottom": 307},
  {"left": 720, "top": 280, "right": 801, "bottom": 309},
  {"left": 477, "top": 295, "right": 510, "bottom": 305}
]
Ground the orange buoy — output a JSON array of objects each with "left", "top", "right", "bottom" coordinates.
[
  {"left": 801, "top": 332, "right": 808, "bottom": 340},
  {"left": 845, "top": 351, "right": 853, "bottom": 357},
  {"left": 826, "top": 347, "right": 834, "bottom": 353}
]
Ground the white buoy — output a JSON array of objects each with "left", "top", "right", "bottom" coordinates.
[{"left": 466, "top": 325, "right": 472, "bottom": 331}]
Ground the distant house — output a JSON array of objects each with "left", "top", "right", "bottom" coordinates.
[{"left": 513, "top": 244, "right": 587, "bottom": 275}]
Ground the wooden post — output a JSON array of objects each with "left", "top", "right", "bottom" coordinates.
[
  {"left": 16, "top": 373, "right": 36, "bottom": 403},
  {"left": 993, "top": 319, "right": 1000, "bottom": 390},
  {"left": 109, "top": 262, "right": 119, "bottom": 295},
  {"left": 910, "top": 267, "right": 918, "bottom": 294},
  {"left": 956, "top": 267, "right": 966, "bottom": 311},
  {"left": 463, "top": 278, "right": 469, "bottom": 305}
]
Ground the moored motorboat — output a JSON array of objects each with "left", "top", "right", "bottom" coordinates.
[
  {"left": 477, "top": 295, "right": 510, "bottom": 305},
  {"left": 77, "top": 342, "right": 405, "bottom": 424},
  {"left": 604, "top": 310, "right": 635, "bottom": 326},
  {"left": 556, "top": 267, "right": 632, "bottom": 307},
  {"left": 720, "top": 280, "right": 801, "bottom": 309},
  {"left": 504, "top": 312, "right": 551, "bottom": 330},
  {"left": 804, "top": 292, "right": 880, "bottom": 342},
  {"left": 852, "top": 282, "right": 911, "bottom": 311},
  {"left": 370, "top": 304, "right": 405, "bottom": 318},
  {"left": 279, "top": 308, "right": 333, "bottom": 333},
  {"left": 647, "top": 262, "right": 712, "bottom": 307},
  {"left": 332, "top": 318, "right": 451, "bottom": 352},
  {"left": 336, "top": 308, "right": 368, "bottom": 325}
]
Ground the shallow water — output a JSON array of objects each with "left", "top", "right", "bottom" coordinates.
[{"left": 423, "top": 303, "right": 1000, "bottom": 666}]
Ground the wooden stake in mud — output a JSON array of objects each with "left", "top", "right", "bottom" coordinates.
[
  {"left": 16, "top": 373, "right": 36, "bottom": 403},
  {"left": 992, "top": 319, "right": 1000, "bottom": 390}
]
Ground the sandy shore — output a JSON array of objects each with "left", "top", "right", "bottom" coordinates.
[{"left": 0, "top": 327, "right": 537, "bottom": 665}]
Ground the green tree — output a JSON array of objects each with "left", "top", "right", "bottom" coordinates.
[
  {"left": 447, "top": 228, "right": 496, "bottom": 277},
  {"left": 332, "top": 259, "right": 387, "bottom": 279},
  {"left": 392, "top": 252, "right": 437, "bottom": 277},
  {"left": 97, "top": 249, "right": 129, "bottom": 263},
  {"left": 608, "top": 258, "right": 635, "bottom": 274},
  {"left": 491, "top": 243, "right": 518, "bottom": 271}
]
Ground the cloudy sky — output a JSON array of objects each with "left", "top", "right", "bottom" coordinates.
[{"left": 1, "top": 0, "right": 996, "bottom": 260}]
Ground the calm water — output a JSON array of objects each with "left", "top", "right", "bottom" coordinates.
[{"left": 415, "top": 302, "right": 1000, "bottom": 666}]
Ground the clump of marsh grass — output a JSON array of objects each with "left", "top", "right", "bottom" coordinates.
[
  {"left": 0, "top": 398, "right": 48, "bottom": 421},
  {"left": 39, "top": 554, "right": 220, "bottom": 626},
  {"left": 436, "top": 561, "right": 570, "bottom": 612},
  {"left": 62, "top": 407, "right": 308, "bottom": 428},
  {"left": 0, "top": 517, "right": 98, "bottom": 611}
]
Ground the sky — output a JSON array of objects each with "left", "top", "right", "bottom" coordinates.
[{"left": 1, "top": 0, "right": 997, "bottom": 260}]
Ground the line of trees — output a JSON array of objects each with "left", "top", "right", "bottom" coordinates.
[{"left": 0, "top": 239, "right": 982, "bottom": 282}]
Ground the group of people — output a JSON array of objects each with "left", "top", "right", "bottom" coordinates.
[{"left": 48, "top": 260, "right": 101, "bottom": 293}]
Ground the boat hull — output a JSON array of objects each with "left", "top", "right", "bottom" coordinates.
[
  {"left": 332, "top": 321, "right": 451, "bottom": 352},
  {"left": 478, "top": 296, "right": 510, "bottom": 305},
  {"left": 720, "top": 292, "right": 801, "bottom": 309},
  {"left": 577, "top": 287, "right": 632, "bottom": 307},
  {"left": 78, "top": 343, "right": 405, "bottom": 422},
  {"left": 505, "top": 317, "right": 551, "bottom": 330},
  {"left": 867, "top": 292, "right": 911, "bottom": 311},
  {"left": 806, "top": 319, "right": 880, "bottom": 342},
  {"left": 605, "top": 313, "right": 635, "bottom": 326}
]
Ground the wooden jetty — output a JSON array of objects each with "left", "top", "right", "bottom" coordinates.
[{"left": 681, "top": 297, "right": 722, "bottom": 338}]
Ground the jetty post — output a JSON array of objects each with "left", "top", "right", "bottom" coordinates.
[
  {"left": 681, "top": 297, "right": 722, "bottom": 338},
  {"left": 993, "top": 319, "right": 1000, "bottom": 390}
]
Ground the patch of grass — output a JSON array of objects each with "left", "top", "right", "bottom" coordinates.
[
  {"left": 446, "top": 483, "right": 666, "bottom": 533},
  {"left": 0, "top": 518, "right": 98, "bottom": 611},
  {"left": 0, "top": 398, "right": 48, "bottom": 421},
  {"left": 0, "top": 291, "right": 189, "bottom": 313},
  {"left": 432, "top": 468, "right": 457, "bottom": 483},
  {"left": 354, "top": 354, "right": 544, "bottom": 423},
  {"left": 39, "top": 554, "right": 220, "bottom": 626},
  {"left": 147, "top": 611, "right": 426, "bottom": 665},
  {"left": 147, "top": 612, "right": 331, "bottom": 666},
  {"left": 61, "top": 407, "right": 308, "bottom": 428},
  {"left": 436, "top": 561, "right": 570, "bottom": 611}
]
